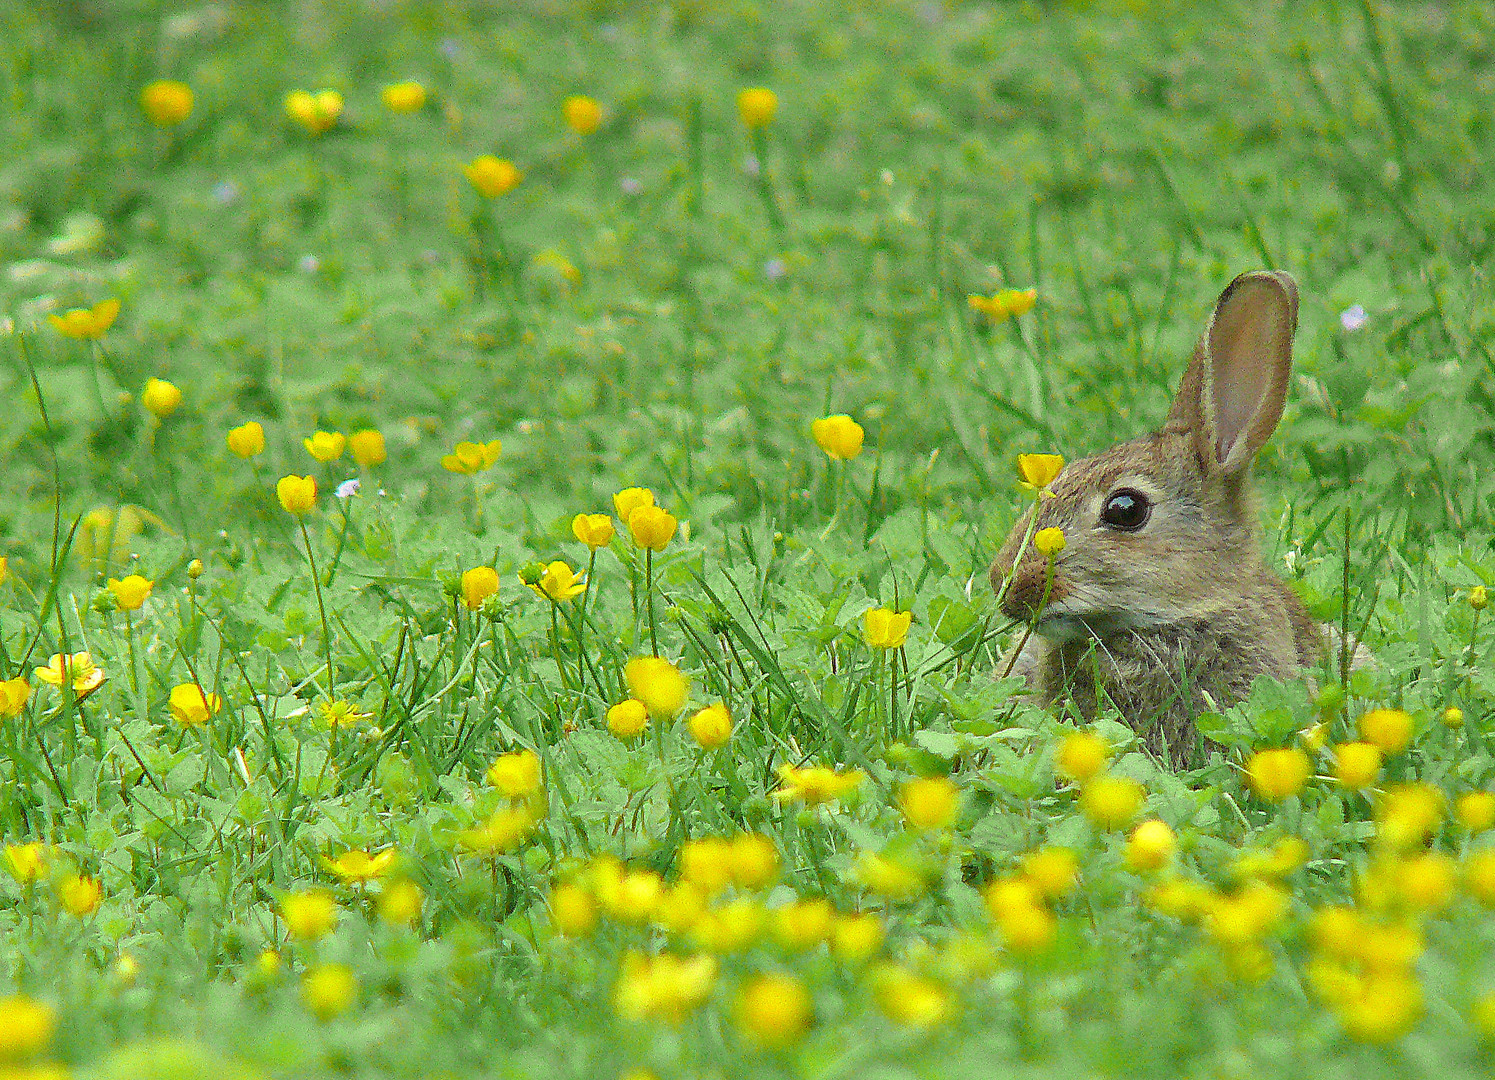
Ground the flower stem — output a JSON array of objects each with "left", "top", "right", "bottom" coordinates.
[
  {"left": 299, "top": 520, "right": 336, "bottom": 700},
  {"left": 645, "top": 548, "right": 659, "bottom": 657}
]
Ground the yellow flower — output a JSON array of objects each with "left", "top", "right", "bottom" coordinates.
[
  {"left": 1033, "top": 526, "right": 1066, "bottom": 557},
  {"left": 486, "top": 749, "right": 542, "bottom": 796},
  {"left": 318, "top": 699, "right": 370, "bottom": 728},
  {"left": 1336, "top": 973, "right": 1423, "bottom": 1044},
  {"left": 898, "top": 776, "right": 958, "bottom": 830},
  {"left": 322, "top": 850, "right": 397, "bottom": 885},
  {"left": 625, "top": 656, "right": 688, "bottom": 718},
  {"left": 4, "top": 842, "right": 48, "bottom": 883},
  {"left": 986, "top": 878, "right": 1056, "bottom": 953},
  {"left": 1022, "top": 846, "right": 1079, "bottom": 899},
  {"left": 441, "top": 439, "right": 502, "bottom": 474},
  {"left": 0, "top": 677, "right": 30, "bottom": 718},
  {"left": 48, "top": 298, "right": 120, "bottom": 340},
  {"left": 282, "top": 889, "right": 339, "bottom": 939},
  {"left": 107, "top": 574, "right": 153, "bottom": 612},
  {"left": 1442, "top": 706, "right": 1464, "bottom": 728},
  {"left": 628, "top": 505, "right": 677, "bottom": 551},
  {"left": 810, "top": 414, "right": 864, "bottom": 460},
  {"left": 772, "top": 898, "right": 834, "bottom": 950},
  {"left": 1456, "top": 791, "right": 1495, "bottom": 832},
  {"left": 571, "top": 513, "right": 614, "bottom": 550},
  {"left": 348, "top": 429, "right": 386, "bottom": 467},
  {"left": 549, "top": 882, "right": 597, "bottom": 937},
  {"left": 613, "top": 487, "right": 655, "bottom": 521},
  {"left": 855, "top": 852, "right": 925, "bottom": 900},
  {"left": 464, "top": 155, "right": 522, "bottom": 198},
  {"left": 1465, "top": 850, "right": 1495, "bottom": 906},
  {"left": 303, "top": 431, "right": 346, "bottom": 463},
  {"left": 528, "top": 560, "right": 586, "bottom": 602},
  {"left": 727, "top": 833, "right": 779, "bottom": 889},
  {"left": 563, "top": 94, "right": 603, "bottom": 135},
  {"left": 0, "top": 995, "right": 56, "bottom": 1056},
  {"left": 1206, "top": 881, "right": 1287, "bottom": 946},
  {"left": 687, "top": 703, "right": 733, "bottom": 749},
  {"left": 1055, "top": 730, "right": 1109, "bottom": 782},
  {"left": 606, "top": 698, "right": 649, "bottom": 741},
  {"left": 301, "top": 963, "right": 357, "bottom": 1020},
  {"left": 1358, "top": 708, "right": 1414, "bottom": 755},
  {"left": 1376, "top": 784, "right": 1443, "bottom": 847},
  {"left": 140, "top": 378, "right": 183, "bottom": 418},
  {"left": 1080, "top": 775, "right": 1143, "bottom": 829},
  {"left": 57, "top": 873, "right": 102, "bottom": 916},
  {"left": 1394, "top": 853, "right": 1457, "bottom": 912},
  {"left": 691, "top": 897, "right": 767, "bottom": 952},
  {"left": 772, "top": 763, "right": 864, "bottom": 805},
  {"left": 968, "top": 288, "right": 1038, "bottom": 321},
  {"left": 34, "top": 652, "right": 105, "bottom": 698},
  {"left": 458, "top": 806, "right": 539, "bottom": 856},
  {"left": 1146, "top": 877, "right": 1214, "bottom": 921},
  {"left": 613, "top": 952, "right": 717, "bottom": 1024},
  {"left": 226, "top": 421, "right": 266, "bottom": 459},
  {"left": 0, "top": 556, "right": 6, "bottom": 584},
  {"left": 378, "top": 879, "right": 423, "bottom": 926},
  {"left": 139, "top": 79, "right": 193, "bottom": 126},
  {"left": 1233, "top": 836, "right": 1309, "bottom": 880},
  {"left": 461, "top": 566, "right": 500, "bottom": 610},
  {"left": 1332, "top": 742, "right": 1382, "bottom": 790},
  {"left": 863, "top": 607, "right": 911, "bottom": 649},
  {"left": 1016, "top": 452, "right": 1064, "bottom": 491},
  {"left": 594, "top": 863, "right": 664, "bottom": 922},
  {"left": 1126, "top": 819, "right": 1177, "bottom": 873},
  {"left": 285, "top": 89, "right": 343, "bottom": 135},
  {"left": 736, "top": 973, "right": 812, "bottom": 1047},
  {"left": 1470, "top": 584, "right": 1488, "bottom": 611},
  {"left": 276, "top": 474, "right": 317, "bottom": 515},
  {"left": 168, "top": 683, "right": 222, "bottom": 728},
  {"left": 874, "top": 965, "right": 951, "bottom": 1028},
  {"left": 736, "top": 87, "right": 778, "bottom": 129},
  {"left": 381, "top": 80, "right": 427, "bottom": 113},
  {"left": 1246, "top": 747, "right": 1311, "bottom": 801}
]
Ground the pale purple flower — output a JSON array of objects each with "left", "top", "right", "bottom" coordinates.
[
  {"left": 439, "top": 37, "right": 461, "bottom": 59},
  {"left": 336, "top": 478, "right": 360, "bottom": 499},
  {"left": 298, "top": 255, "right": 320, "bottom": 274},
  {"left": 620, "top": 177, "right": 642, "bottom": 195},
  {"left": 742, "top": 153, "right": 760, "bottom": 178},
  {"left": 212, "top": 181, "right": 240, "bottom": 205},
  {"left": 1340, "top": 304, "right": 1368, "bottom": 332},
  {"left": 763, "top": 258, "right": 787, "bottom": 282}
]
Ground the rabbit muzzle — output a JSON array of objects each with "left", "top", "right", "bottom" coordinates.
[{"left": 998, "top": 557, "right": 1070, "bottom": 623}]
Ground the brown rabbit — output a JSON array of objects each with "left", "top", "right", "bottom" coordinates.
[{"left": 989, "top": 271, "right": 1324, "bottom": 766}]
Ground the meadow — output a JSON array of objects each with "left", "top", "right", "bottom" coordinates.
[{"left": 1, "top": 1, "right": 1494, "bottom": 1076}]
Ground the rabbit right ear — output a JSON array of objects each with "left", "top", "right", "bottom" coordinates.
[{"left": 1166, "top": 271, "right": 1297, "bottom": 475}]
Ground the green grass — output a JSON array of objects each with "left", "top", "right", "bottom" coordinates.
[{"left": 1, "top": 1, "right": 1494, "bottom": 1077}]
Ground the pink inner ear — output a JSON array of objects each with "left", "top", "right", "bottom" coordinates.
[{"left": 1206, "top": 278, "right": 1291, "bottom": 467}]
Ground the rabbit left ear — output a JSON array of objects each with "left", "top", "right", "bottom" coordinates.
[{"left": 1167, "top": 271, "right": 1297, "bottom": 474}]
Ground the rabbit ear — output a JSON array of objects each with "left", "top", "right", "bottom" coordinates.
[{"left": 1167, "top": 271, "right": 1297, "bottom": 474}]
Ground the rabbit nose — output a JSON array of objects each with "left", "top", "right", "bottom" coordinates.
[{"left": 999, "top": 560, "right": 1065, "bottom": 622}]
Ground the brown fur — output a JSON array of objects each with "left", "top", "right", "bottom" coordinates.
[{"left": 989, "top": 272, "right": 1325, "bottom": 767}]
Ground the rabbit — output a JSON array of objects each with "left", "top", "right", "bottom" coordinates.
[{"left": 988, "top": 270, "right": 1329, "bottom": 767}]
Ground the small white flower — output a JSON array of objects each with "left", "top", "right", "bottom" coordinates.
[
  {"left": 299, "top": 254, "right": 320, "bottom": 274},
  {"left": 335, "top": 478, "right": 360, "bottom": 499},
  {"left": 763, "top": 258, "right": 787, "bottom": 282},
  {"left": 620, "top": 177, "right": 642, "bottom": 195},
  {"left": 1340, "top": 304, "right": 1368, "bottom": 332},
  {"left": 742, "top": 153, "right": 760, "bottom": 178}
]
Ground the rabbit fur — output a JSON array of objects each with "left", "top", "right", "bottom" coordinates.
[{"left": 989, "top": 270, "right": 1326, "bottom": 766}]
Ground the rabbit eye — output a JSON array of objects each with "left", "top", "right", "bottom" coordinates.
[{"left": 1100, "top": 489, "right": 1150, "bottom": 531}]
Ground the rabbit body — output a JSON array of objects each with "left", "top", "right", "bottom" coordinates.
[{"left": 990, "top": 272, "right": 1325, "bottom": 765}]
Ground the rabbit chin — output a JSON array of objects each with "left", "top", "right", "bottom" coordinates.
[{"left": 1034, "top": 604, "right": 1169, "bottom": 643}]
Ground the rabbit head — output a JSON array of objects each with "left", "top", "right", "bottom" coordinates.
[{"left": 989, "top": 271, "right": 1299, "bottom": 643}]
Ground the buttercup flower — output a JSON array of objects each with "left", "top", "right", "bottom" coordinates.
[
  {"left": 899, "top": 776, "right": 959, "bottom": 830},
  {"left": 441, "top": 439, "right": 502, "bottom": 474},
  {"left": 348, "top": 429, "right": 386, "bottom": 467},
  {"left": 1056, "top": 730, "right": 1109, "bottom": 782},
  {"left": 0, "top": 995, "right": 56, "bottom": 1056},
  {"left": 461, "top": 566, "right": 500, "bottom": 610},
  {"left": 1358, "top": 708, "right": 1413, "bottom": 755},
  {"left": 736, "top": 973, "right": 812, "bottom": 1047},
  {"left": 832, "top": 912, "right": 885, "bottom": 961},
  {"left": 381, "top": 80, "right": 427, "bottom": 113},
  {"left": 811, "top": 415, "right": 864, "bottom": 460},
  {"left": 277, "top": 474, "right": 317, "bottom": 515},
  {"left": 1456, "top": 791, "right": 1495, "bottom": 832},
  {"left": 1080, "top": 775, "right": 1143, "bottom": 829},
  {"left": 379, "top": 880, "right": 423, "bottom": 926},
  {"left": 1470, "top": 585, "right": 1488, "bottom": 611},
  {"left": 606, "top": 699, "right": 649, "bottom": 740},
  {"left": 322, "top": 850, "right": 396, "bottom": 885},
  {"left": 563, "top": 94, "right": 603, "bottom": 134},
  {"left": 3, "top": 842, "right": 47, "bottom": 883},
  {"left": 282, "top": 888, "right": 339, "bottom": 939},
  {"left": 1033, "top": 527, "right": 1066, "bottom": 557},
  {"left": 227, "top": 421, "right": 266, "bottom": 459},
  {"left": 1332, "top": 742, "right": 1383, "bottom": 790},
  {"left": 0, "top": 677, "right": 30, "bottom": 718},
  {"left": 863, "top": 607, "right": 911, "bottom": 649},
  {"left": 140, "top": 80, "right": 194, "bottom": 125},
  {"left": 486, "top": 749, "right": 542, "bottom": 797},
  {"left": 874, "top": 965, "right": 951, "bottom": 1028},
  {"left": 58, "top": 873, "right": 102, "bottom": 916},
  {"left": 625, "top": 656, "right": 688, "bottom": 718},
  {"left": 168, "top": 683, "right": 222, "bottom": 728},
  {"left": 968, "top": 288, "right": 1038, "bottom": 320},
  {"left": 613, "top": 487, "right": 654, "bottom": 521},
  {"left": 458, "top": 806, "right": 540, "bottom": 856},
  {"left": 301, "top": 963, "right": 357, "bottom": 1019},
  {"left": 528, "top": 561, "right": 586, "bottom": 602},
  {"left": 1246, "top": 747, "right": 1311, "bottom": 801},
  {"left": 34, "top": 652, "right": 105, "bottom": 698},
  {"left": 48, "top": 298, "right": 120, "bottom": 340},
  {"left": 464, "top": 155, "right": 522, "bottom": 198},
  {"left": 572, "top": 513, "right": 615, "bottom": 550},
  {"left": 737, "top": 87, "right": 778, "bottom": 129},
  {"left": 303, "top": 431, "right": 346, "bottom": 463},
  {"left": 628, "top": 505, "right": 677, "bottom": 551},
  {"left": 141, "top": 378, "right": 183, "bottom": 418},
  {"left": 107, "top": 574, "right": 153, "bottom": 612},
  {"left": 285, "top": 89, "right": 343, "bottom": 135},
  {"left": 772, "top": 763, "right": 864, "bottom": 804},
  {"left": 688, "top": 703, "right": 733, "bottom": 749},
  {"left": 1017, "top": 453, "right": 1064, "bottom": 491},
  {"left": 1126, "top": 820, "right": 1177, "bottom": 873},
  {"left": 549, "top": 882, "right": 598, "bottom": 937},
  {"left": 1022, "top": 847, "right": 1079, "bottom": 898},
  {"left": 614, "top": 951, "right": 718, "bottom": 1024},
  {"left": 318, "top": 699, "right": 370, "bottom": 729}
]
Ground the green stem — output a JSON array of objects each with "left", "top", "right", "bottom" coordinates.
[
  {"left": 299, "top": 520, "right": 336, "bottom": 703},
  {"left": 645, "top": 548, "right": 658, "bottom": 657}
]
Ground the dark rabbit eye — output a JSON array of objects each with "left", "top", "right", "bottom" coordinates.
[{"left": 1101, "top": 489, "right": 1151, "bottom": 531}]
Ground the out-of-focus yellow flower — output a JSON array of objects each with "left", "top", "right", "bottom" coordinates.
[
  {"left": 107, "top": 574, "right": 153, "bottom": 612},
  {"left": 811, "top": 415, "right": 864, "bottom": 460},
  {"left": 0, "top": 994, "right": 56, "bottom": 1056},
  {"left": 1055, "top": 730, "right": 1109, "bottom": 782},
  {"left": 1233, "top": 836, "right": 1309, "bottom": 880},
  {"left": 1456, "top": 791, "right": 1495, "bottom": 832},
  {"left": 1146, "top": 877, "right": 1214, "bottom": 921},
  {"left": 772, "top": 763, "right": 864, "bottom": 805},
  {"left": 168, "top": 683, "right": 222, "bottom": 727},
  {"left": 318, "top": 699, "right": 370, "bottom": 729},
  {"left": 628, "top": 505, "right": 677, "bottom": 551},
  {"left": 1126, "top": 820, "right": 1177, "bottom": 873},
  {"left": 464, "top": 155, "right": 522, "bottom": 198},
  {"left": 4, "top": 842, "right": 47, "bottom": 883},
  {"left": 441, "top": 439, "right": 502, "bottom": 474},
  {"left": 1080, "top": 775, "right": 1143, "bottom": 829},
  {"left": 969, "top": 288, "right": 1038, "bottom": 321},
  {"left": 1441, "top": 706, "right": 1464, "bottom": 728},
  {"left": 0, "top": 677, "right": 30, "bottom": 719},
  {"left": 286, "top": 89, "right": 343, "bottom": 135},
  {"left": 141, "top": 378, "right": 182, "bottom": 418},
  {"left": 303, "top": 431, "right": 346, "bottom": 463},
  {"left": 625, "top": 656, "right": 688, "bottom": 718},
  {"left": 282, "top": 889, "right": 338, "bottom": 939},
  {"left": 613, "top": 951, "right": 717, "bottom": 1024},
  {"left": 34, "top": 652, "right": 105, "bottom": 698},
  {"left": 727, "top": 833, "right": 779, "bottom": 889},
  {"left": 1246, "top": 747, "right": 1311, "bottom": 801},
  {"left": 1465, "top": 850, "right": 1495, "bottom": 906},
  {"left": 1335, "top": 973, "right": 1423, "bottom": 1044},
  {"left": 140, "top": 79, "right": 194, "bottom": 126},
  {"left": 863, "top": 607, "right": 911, "bottom": 649},
  {"left": 831, "top": 911, "right": 885, "bottom": 961},
  {"left": 898, "top": 776, "right": 958, "bottom": 830},
  {"left": 737, "top": 87, "right": 778, "bottom": 129},
  {"left": 691, "top": 897, "right": 766, "bottom": 952},
  {"left": 486, "top": 749, "right": 542, "bottom": 797},
  {"left": 1022, "top": 846, "right": 1079, "bottom": 899},
  {"left": 1390, "top": 853, "right": 1457, "bottom": 912},
  {"left": 57, "top": 873, "right": 102, "bottom": 916},
  {"left": 1469, "top": 584, "right": 1488, "bottom": 611},
  {"left": 458, "top": 806, "right": 540, "bottom": 856},
  {"left": 301, "top": 963, "right": 357, "bottom": 1019},
  {"left": 687, "top": 703, "right": 733, "bottom": 749},
  {"left": 528, "top": 561, "right": 586, "bottom": 602},
  {"left": 378, "top": 879, "right": 423, "bottom": 926},
  {"left": 322, "top": 850, "right": 396, "bottom": 885},
  {"left": 1358, "top": 708, "right": 1414, "bottom": 755},
  {"left": 678, "top": 837, "right": 734, "bottom": 896},
  {"left": 227, "top": 421, "right": 266, "bottom": 459},
  {"left": 1332, "top": 742, "right": 1382, "bottom": 790},
  {"left": 986, "top": 877, "right": 1056, "bottom": 953},
  {"left": 613, "top": 487, "right": 654, "bottom": 521},
  {"left": 0, "top": 556, "right": 7, "bottom": 585},
  {"left": 1206, "top": 881, "right": 1287, "bottom": 946},
  {"left": 773, "top": 898, "right": 834, "bottom": 950},
  {"left": 461, "top": 566, "right": 500, "bottom": 611},
  {"left": 1033, "top": 527, "right": 1066, "bottom": 557},
  {"left": 572, "top": 513, "right": 615, "bottom": 550},
  {"left": 593, "top": 862, "right": 664, "bottom": 922},
  {"left": 381, "top": 80, "right": 427, "bottom": 113},
  {"left": 606, "top": 699, "right": 649, "bottom": 740},
  {"left": 548, "top": 881, "right": 597, "bottom": 937},
  {"left": 277, "top": 474, "right": 317, "bottom": 515},
  {"left": 854, "top": 852, "right": 925, "bottom": 901},
  {"left": 1016, "top": 453, "right": 1064, "bottom": 492},
  {"left": 348, "top": 429, "right": 386, "bottom": 467},
  {"left": 736, "top": 972, "right": 812, "bottom": 1047},
  {"left": 873, "top": 964, "right": 951, "bottom": 1028},
  {"left": 563, "top": 94, "right": 603, "bottom": 135},
  {"left": 1375, "top": 783, "right": 1443, "bottom": 848},
  {"left": 48, "top": 298, "right": 120, "bottom": 340}
]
